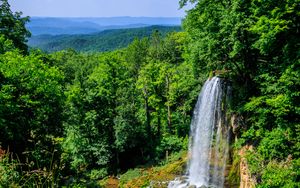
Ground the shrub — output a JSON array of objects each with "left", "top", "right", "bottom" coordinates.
[
  {"left": 0, "top": 152, "right": 20, "bottom": 187},
  {"left": 88, "top": 168, "right": 108, "bottom": 180},
  {"left": 119, "top": 168, "right": 142, "bottom": 187},
  {"left": 257, "top": 128, "right": 291, "bottom": 160},
  {"left": 258, "top": 159, "right": 299, "bottom": 188},
  {"left": 155, "top": 135, "right": 188, "bottom": 160}
]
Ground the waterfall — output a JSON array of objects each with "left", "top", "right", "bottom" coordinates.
[{"left": 168, "top": 76, "right": 230, "bottom": 188}]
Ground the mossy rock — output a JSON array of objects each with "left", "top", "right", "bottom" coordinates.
[{"left": 122, "top": 151, "right": 187, "bottom": 188}]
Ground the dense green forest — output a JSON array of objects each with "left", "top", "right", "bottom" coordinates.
[
  {"left": 0, "top": 0, "right": 299, "bottom": 187},
  {"left": 28, "top": 26, "right": 182, "bottom": 52}
]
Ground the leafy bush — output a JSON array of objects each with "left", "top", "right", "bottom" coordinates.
[
  {"left": 88, "top": 168, "right": 108, "bottom": 180},
  {"left": 155, "top": 135, "right": 188, "bottom": 160},
  {"left": 0, "top": 153, "right": 20, "bottom": 187},
  {"left": 119, "top": 169, "right": 142, "bottom": 187},
  {"left": 258, "top": 159, "right": 300, "bottom": 188},
  {"left": 257, "top": 128, "right": 291, "bottom": 160},
  {"left": 245, "top": 150, "right": 264, "bottom": 176}
]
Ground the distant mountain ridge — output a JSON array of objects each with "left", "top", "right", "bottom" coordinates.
[
  {"left": 27, "top": 17, "right": 182, "bottom": 35},
  {"left": 28, "top": 25, "right": 182, "bottom": 52}
]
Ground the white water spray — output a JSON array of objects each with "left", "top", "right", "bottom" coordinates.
[{"left": 169, "top": 77, "right": 230, "bottom": 188}]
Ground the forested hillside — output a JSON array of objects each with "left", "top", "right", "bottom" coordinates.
[
  {"left": 1, "top": 1, "right": 196, "bottom": 186},
  {"left": 28, "top": 26, "right": 182, "bottom": 52},
  {"left": 0, "top": 0, "right": 299, "bottom": 187}
]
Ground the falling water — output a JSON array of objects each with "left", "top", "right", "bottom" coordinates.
[{"left": 168, "top": 77, "right": 230, "bottom": 188}]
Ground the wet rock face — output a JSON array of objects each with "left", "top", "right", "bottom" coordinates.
[{"left": 149, "top": 180, "right": 170, "bottom": 187}]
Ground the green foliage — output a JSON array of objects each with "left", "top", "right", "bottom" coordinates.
[
  {"left": 0, "top": 35, "right": 15, "bottom": 54},
  {"left": 1, "top": 0, "right": 298, "bottom": 185},
  {"left": 0, "top": 51, "right": 64, "bottom": 171},
  {"left": 257, "top": 159, "right": 299, "bottom": 188},
  {"left": 0, "top": 0, "right": 30, "bottom": 53},
  {"left": 88, "top": 169, "right": 108, "bottom": 180},
  {"left": 228, "top": 153, "right": 241, "bottom": 187},
  {"left": 0, "top": 8, "right": 195, "bottom": 185},
  {"left": 119, "top": 169, "right": 143, "bottom": 186},
  {"left": 56, "top": 32, "right": 198, "bottom": 180},
  {"left": 243, "top": 62, "right": 300, "bottom": 159},
  {"left": 182, "top": 0, "right": 299, "bottom": 186},
  {"left": 257, "top": 128, "right": 291, "bottom": 160},
  {"left": 245, "top": 149, "right": 300, "bottom": 187},
  {"left": 250, "top": 0, "right": 300, "bottom": 56},
  {"left": 245, "top": 147, "right": 300, "bottom": 187},
  {"left": 245, "top": 150, "right": 264, "bottom": 176},
  {"left": 0, "top": 153, "right": 20, "bottom": 187},
  {"left": 155, "top": 135, "right": 188, "bottom": 160}
]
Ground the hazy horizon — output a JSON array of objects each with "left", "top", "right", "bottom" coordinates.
[
  {"left": 28, "top": 16, "right": 183, "bottom": 18},
  {"left": 9, "top": 0, "right": 192, "bottom": 18},
  {"left": 26, "top": 16, "right": 182, "bottom": 35}
]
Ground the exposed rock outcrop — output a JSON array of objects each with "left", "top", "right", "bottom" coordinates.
[
  {"left": 231, "top": 114, "right": 243, "bottom": 142},
  {"left": 229, "top": 114, "right": 256, "bottom": 188},
  {"left": 0, "top": 146, "right": 6, "bottom": 159},
  {"left": 239, "top": 146, "right": 256, "bottom": 188}
]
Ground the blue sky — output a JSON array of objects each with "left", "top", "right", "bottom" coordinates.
[{"left": 9, "top": 0, "right": 190, "bottom": 17}]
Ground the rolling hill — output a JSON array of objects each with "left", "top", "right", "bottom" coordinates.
[
  {"left": 27, "top": 17, "right": 182, "bottom": 35},
  {"left": 28, "top": 25, "right": 182, "bottom": 52}
]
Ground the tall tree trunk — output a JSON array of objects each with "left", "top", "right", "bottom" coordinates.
[
  {"left": 157, "top": 108, "right": 161, "bottom": 137},
  {"left": 166, "top": 75, "right": 172, "bottom": 133},
  {"left": 167, "top": 104, "right": 172, "bottom": 133},
  {"left": 143, "top": 88, "right": 151, "bottom": 138}
]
